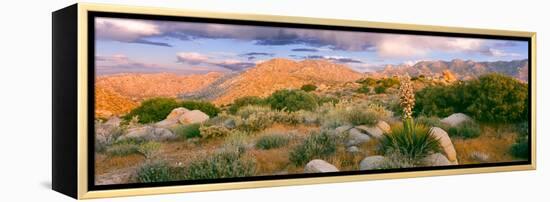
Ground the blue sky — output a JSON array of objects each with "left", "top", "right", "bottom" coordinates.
[{"left": 95, "top": 17, "right": 528, "bottom": 75}]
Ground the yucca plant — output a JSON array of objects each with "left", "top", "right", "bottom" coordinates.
[{"left": 380, "top": 75, "right": 440, "bottom": 162}]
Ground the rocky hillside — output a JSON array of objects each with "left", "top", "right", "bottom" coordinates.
[
  {"left": 95, "top": 87, "right": 137, "bottom": 118},
  {"left": 182, "top": 58, "right": 364, "bottom": 105},
  {"left": 369, "top": 59, "right": 528, "bottom": 82},
  {"left": 96, "top": 72, "right": 223, "bottom": 101}
]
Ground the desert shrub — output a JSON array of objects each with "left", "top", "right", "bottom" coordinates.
[
  {"left": 315, "top": 95, "right": 339, "bottom": 105},
  {"left": 289, "top": 130, "right": 337, "bottom": 166},
  {"left": 266, "top": 89, "right": 319, "bottom": 112},
  {"left": 136, "top": 161, "right": 175, "bottom": 183},
  {"left": 415, "top": 73, "right": 528, "bottom": 123},
  {"left": 271, "top": 111, "right": 303, "bottom": 125},
  {"left": 180, "top": 100, "right": 220, "bottom": 117},
  {"left": 318, "top": 102, "right": 350, "bottom": 129},
  {"left": 379, "top": 150, "right": 415, "bottom": 169},
  {"left": 300, "top": 84, "right": 318, "bottom": 92},
  {"left": 415, "top": 116, "right": 445, "bottom": 129},
  {"left": 123, "top": 98, "right": 220, "bottom": 124},
  {"left": 374, "top": 85, "right": 387, "bottom": 94},
  {"left": 256, "top": 133, "right": 290, "bottom": 150},
  {"left": 509, "top": 135, "right": 529, "bottom": 159},
  {"left": 182, "top": 149, "right": 256, "bottom": 180},
  {"left": 379, "top": 77, "right": 400, "bottom": 88},
  {"left": 356, "top": 84, "right": 371, "bottom": 94},
  {"left": 379, "top": 123, "right": 441, "bottom": 162},
  {"left": 123, "top": 98, "right": 180, "bottom": 124},
  {"left": 200, "top": 125, "right": 231, "bottom": 139},
  {"left": 174, "top": 123, "right": 201, "bottom": 139},
  {"left": 106, "top": 141, "right": 141, "bottom": 157},
  {"left": 138, "top": 142, "right": 161, "bottom": 159},
  {"left": 228, "top": 96, "right": 266, "bottom": 114},
  {"left": 356, "top": 77, "right": 377, "bottom": 86},
  {"left": 345, "top": 109, "right": 378, "bottom": 126},
  {"left": 236, "top": 105, "right": 274, "bottom": 132},
  {"left": 447, "top": 120, "right": 481, "bottom": 139}
]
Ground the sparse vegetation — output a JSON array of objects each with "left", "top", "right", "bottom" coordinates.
[
  {"left": 228, "top": 96, "right": 266, "bottom": 114},
  {"left": 174, "top": 123, "right": 201, "bottom": 139},
  {"left": 345, "top": 109, "right": 378, "bottom": 126},
  {"left": 289, "top": 130, "right": 337, "bottom": 166},
  {"left": 106, "top": 141, "right": 141, "bottom": 157},
  {"left": 181, "top": 148, "right": 256, "bottom": 180},
  {"left": 200, "top": 125, "right": 231, "bottom": 139},
  {"left": 300, "top": 84, "right": 318, "bottom": 92},
  {"left": 256, "top": 133, "right": 291, "bottom": 150},
  {"left": 448, "top": 120, "right": 481, "bottom": 139},
  {"left": 374, "top": 85, "right": 387, "bottom": 94},
  {"left": 136, "top": 161, "right": 174, "bottom": 183}
]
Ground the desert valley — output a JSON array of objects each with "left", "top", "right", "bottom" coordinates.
[{"left": 94, "top": 58, "right": 529, "bottom": 185}]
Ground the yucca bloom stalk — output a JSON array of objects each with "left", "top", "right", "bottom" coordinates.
[{"left": 399, "top": 75, "right": 415, "bottom": 134}]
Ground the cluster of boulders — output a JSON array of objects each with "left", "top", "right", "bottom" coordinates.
[
  {"left": 96, "top": 107, "right": 210, "bottom": 144},
  {"left": 304, "top": 113, "right": 472, "bottom": 173}
]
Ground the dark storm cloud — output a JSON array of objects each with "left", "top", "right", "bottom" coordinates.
[
  {"left": 134, "top": 39, "right": 172, "bottom": 47},
  {"left": 291, "top": 48, "right": 319, "bottom": 52},
  {"left": 214, "top": 61, "right": 256, "bottom": 71},
  {"left": 240, "top": 52, "right": 275, "bottom": 57}
]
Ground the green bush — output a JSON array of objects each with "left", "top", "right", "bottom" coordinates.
[
  {"left": 289, "top": 130, "right": 336, "bottom": 166},
  {"left": 356, "top": 84, "right": 371, "bottom": 94},
  {"left": 123, "top": 98, "right": 180, "bottom": 124},
  {"left": 379, "top": 123, "right": 440, "bottom": 162},
  {"left": 228, "top": 96, "right": 265, "bottom": 114},
  {"left": 345, "top": 109, "right": 378, "bottom": 126},
  {"left": 266, "top": 89, "right": 319, "bottom": 112},
  {"left": 447, "top": 120, "right": 481, "bottom": 139},
  {"left": 136, "top": 161, "right": 175, "bottom": 183},
  {"left": 180, "top": 100, "right": 220, "bottom": 117},
  {"left": 379, "top": 77, "right": 400, "bottom": 88},
  {"left": 300, "top": 84, "right": 318, "bottom": 92},
  {"left": 182, "top": 149, "right": 256, "bottom": 180},
  {"left": 256, "top": 133, "right": 290, "bottom": 150},
  {"left": 374, "top": 85, "right": 387, "bottom": 94},
  {"left": 415, "top": 73, "right": 528, "bottom": 123},
  {"left": 123, "top": 98, "right": 220, "bottom": 124},
  {"left": 509, "top": 136, "right": 529, "bottom": 159},
  {"left": 174, "top": 123, "right": 201, "bottom": 139},
  {"left": 356, "top": 77, "right": 377, "bottom": 86}
]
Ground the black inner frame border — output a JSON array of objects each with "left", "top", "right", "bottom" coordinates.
[{"left": 87, "top": 11, "right": 532, "bottom": 191}]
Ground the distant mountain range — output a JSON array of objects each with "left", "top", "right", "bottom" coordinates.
[
  {"left": 95, "top": 58, "right": 528, "bottom": 117},
  {"left": 368, "top": 59, "right": 528, "bottom": 82}
]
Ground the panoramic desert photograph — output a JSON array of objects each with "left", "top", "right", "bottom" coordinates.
[{"left": 94, "top": 17, "right": 530, "bottom": 185}]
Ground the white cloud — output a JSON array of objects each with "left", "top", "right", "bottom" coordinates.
[
  {"left": 176, "top": 52, "right": 209, "bottom": 64},
  {"left": 487, "top": 48, "right": 521, "bottom": 57},
  {"left": 96, "top": 18, "right": 160, "bottom": 42}
]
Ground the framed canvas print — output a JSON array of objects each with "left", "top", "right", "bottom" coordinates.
[{"left": 52, "top": 3, "right": 536, "bottom": 199}]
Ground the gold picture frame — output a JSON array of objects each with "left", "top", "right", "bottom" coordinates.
[{"left": 52, "top": 3, "right": 536, "bottom": 199}]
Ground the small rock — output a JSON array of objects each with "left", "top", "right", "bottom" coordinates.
[
  {"left": 355, "top": 125, "right": 384, "bottom": 139},
  {"left": 359, "top": 156, "right": 386, "bottom": 170},
  {"left": 178, "top": 110, "right": 209, "bottom": 124},
  {"left": 304, "top": 159, "right": 339, "bottom": 173},
  {"left": 441, "top": 113, "right": 472, "bottom": 127},
  {"left": 429, "top": 127, "right": 458, "bottom": 165},
  {"left": 421, "top": 153, "right": 452, "bottom": 166},
  {"left": 223, "top": 119, "right": 237, "bottom": 129},
  {"left": 154, "top": 119, "right": 179, "bottom": 128},
  {"left": 346, "top": 146, "right": 360, "bottom": 153},
  {"left": 335, "top": 125, "right": 353, "bottom": 134},
  {"left": 376, "top": 121, "right": 391, "bottom": 134}
]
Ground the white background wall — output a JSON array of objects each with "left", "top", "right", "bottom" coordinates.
[{"left": 0, "top": 0, "right": 547, "bottom": 201}]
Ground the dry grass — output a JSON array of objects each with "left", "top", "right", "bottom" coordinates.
[
  {"left": 95, "top": 153, "right": 145, "bottom": 176},
  {"left": 453, "top": 125, "right": 519, "bottom": 164}
]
